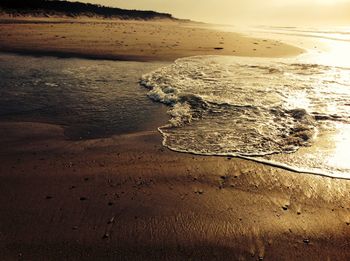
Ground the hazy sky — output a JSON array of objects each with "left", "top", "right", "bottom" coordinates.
[{"left": 77, "top": 0, "right": 350, "bottom": 25}]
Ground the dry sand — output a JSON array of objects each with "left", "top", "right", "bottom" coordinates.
[
  {"left": 0, "top": 17, "right": 303, "bottom": 61},
  {"left": 0, "top": 17, "right": 349, "bottom": 261}
]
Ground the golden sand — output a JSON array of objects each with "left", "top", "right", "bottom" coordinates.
[
  {"left": 0, "top": 17, "right": 303, "bottom": 61},
  {"left": 1, "top": 17, "right": 349, "bottom": 261}
]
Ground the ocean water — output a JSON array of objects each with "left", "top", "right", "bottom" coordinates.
[
  {"left": 1, "top": 26, "right": 350, "bottom": 178},
  {"left": 248, "top": 25, "right": 350, "bottom": 68},
  {"left": 0, "top": 53, "right": 168, "bottom": 139},
  {"left": 141, "top": 27, "right": 350, "bottom": 178},
  {"left": 256, "top": 25, "right": 350, "bottom": 42}
]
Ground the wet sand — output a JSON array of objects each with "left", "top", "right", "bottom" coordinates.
[
  {"left": 0, "top": 17, "right": 350, "bottom": 261},
  {"left": 1, "top": 122, "right": 350, "bottom": 260},
  {"left": 0, "top": 17, "right": 303, "bottom": 61}
]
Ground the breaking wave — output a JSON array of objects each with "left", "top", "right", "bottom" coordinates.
[{"left": 141, "top": 56, "right": 350, "bottom": 177}]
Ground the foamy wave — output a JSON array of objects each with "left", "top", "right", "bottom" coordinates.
[
  {"left": 167, "top": 103, "right": 193, "bottom": 127},
  {"left": 141, "top": 56, "right": 350, "bottom": 175}
]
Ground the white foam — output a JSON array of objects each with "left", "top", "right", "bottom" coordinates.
[
  {"left": 141, "top": 55, "right": 350, "bottom": 178},
  {"left": 167, "top": 103, "right": 192, "bottom": 127}
]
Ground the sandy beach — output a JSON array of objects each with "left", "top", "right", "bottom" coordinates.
[
  {"left": 1, "top": 16, "right": 350, "bottom": 261},
  {"left": 0, "top": 17, "right": 303, "bottom": 61},
  {"left": 1, "top": 121, "right": 350, "bottom": 260}
]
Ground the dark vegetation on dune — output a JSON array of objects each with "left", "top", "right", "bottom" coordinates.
[{"left": 0, "top": 0, "right": 176, "bottom": 20}]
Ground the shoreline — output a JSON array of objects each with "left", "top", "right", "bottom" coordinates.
[{"left": 0, "top": 47, "right": 163, "bottom": 62}]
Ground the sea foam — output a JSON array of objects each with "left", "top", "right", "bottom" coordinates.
[{"left": 141, "top": 56, "right": 350, "bottom": 177}]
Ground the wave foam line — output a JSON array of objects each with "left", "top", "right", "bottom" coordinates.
[{"left": 158, "top": 127, "right": 350, "bottom": 180}]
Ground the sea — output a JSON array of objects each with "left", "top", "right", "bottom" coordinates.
[
  {"left": 140, "top": 25, "right": 350, "bottom": 178},
  {"left": 0, "top": 25, "right": 349, "bottom": 178},
  {"left": 0, "top": 55, "right": 169, "bottom": 139}
]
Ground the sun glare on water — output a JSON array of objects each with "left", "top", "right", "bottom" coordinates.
[{"left": 327, "top": 124, "right": 350, "bottom": 171}]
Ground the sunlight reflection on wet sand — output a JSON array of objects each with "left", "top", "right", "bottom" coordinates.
[
  {"left": 207, "top": 25, "right": 350, "bottom": 178},
  {"left": 259, "top": 28, "right": 350, "bottom": 178}
]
